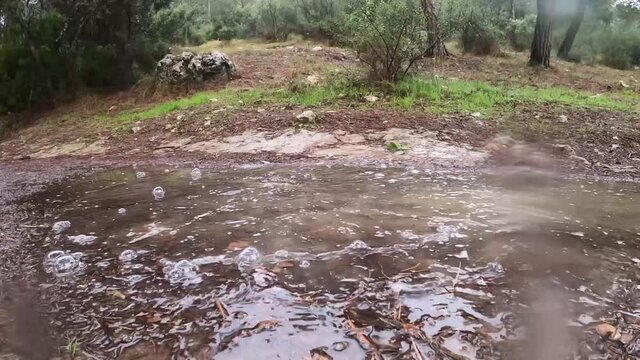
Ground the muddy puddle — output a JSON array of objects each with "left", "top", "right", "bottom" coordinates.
[{"left": 10, "top": 165, "right": 640, "bottom": 359}]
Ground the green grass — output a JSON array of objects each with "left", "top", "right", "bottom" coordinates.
[
  {"left": 113, "top": 76, "right": 639, "bottom": 124},
  {"left": 391, "top": 77, "right": 639, "bottom": 113}
]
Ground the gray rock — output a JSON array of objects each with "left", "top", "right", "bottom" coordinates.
[
  {"left": 157, "top": 51, "right": 236, "bottom": 85},
  {"left": 296, "top": 110, "right": 317, "bottom": 122}
]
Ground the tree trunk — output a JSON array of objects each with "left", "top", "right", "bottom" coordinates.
[
  {"left": 421, "top": 0, "right": 449, "bottom": 58},
  {"left": 511, "top": 0, "right": 516, "bottom": 19},
  {"left": 557, "top": 0, "right": 586, "bottom": 59},
  {"left": 529, "top": 0, "right": 553, "bottom": 67}
]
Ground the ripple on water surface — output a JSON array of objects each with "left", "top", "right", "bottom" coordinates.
[{"left": 31, "top": 165, "right": 640, "bottom": 358}]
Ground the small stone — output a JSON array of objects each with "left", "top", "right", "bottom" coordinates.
[
  {"left": 552, "top": 144, "right": 577, "bottom": 156},
  {"left": 471, "top": 112, "right": 482, "bottom": 118},
  {"left": 296, "top": 110, "right": 317, "bottom": 122},
  {"left": 559, "top": 115, "right": 568, "bottom": 123},
  {"left": 311, "top": 46, "right": 323, "bottom": 52},
  {"left": 619, "top": 80, "right": 630, "bottom": 88},
  {"left": 165, "top": 123, "right": 174, "bottom": 130},
  {"left": 306, "top": 74, "right": 320, "bottom": 85},
  {"left": 257, "top": 108, "right": 266, "bottom": 113},
  {"left": 364, "top": 95, "right": 379, "bottom": 103},
  {"left": 176, "top": 115, "right": 184, "bottom": 121},
  {"left": 131, "top": 125, "right": 142, "bottom": 134},
  {"left": 204, "top": 120, "right": 212, "bottom": 127}
]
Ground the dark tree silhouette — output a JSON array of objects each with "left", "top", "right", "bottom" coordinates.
[
  {"left": 529, "top": 0, "right": 553, "bottom": 67},
  {"left": 557, "top": 0, "right": 587, "bottom": 59}
]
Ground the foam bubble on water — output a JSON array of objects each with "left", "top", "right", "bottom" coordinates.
[
  {"left": 136, "top": 171, "right": 146, "bottom": 179},
  {"left": 274, "top": 249, "right": 289, "bottom": 259},
  {"left": 119, "top": 249, "right": 137, "bottom": 262},
  {"left": 166, "top": 260, "right": 201, "bottom": 285},
  {"left": 68, "top": 234, "right": 98, "bottom": 245},
  {"left": 52, "top": 221, "right": 71, "bottom": 234},
  {"left": 236, "top": 247, "right": 261, "bottom": 268},
  {"left": 46, "top": 250, "right": 65, "bottom": 262},
  {"left": 118, "top": 208, "right": 127, "bottom": 215},
  {"left": 487, "top": 262, "right": 504, "bottom": 274},
  {"left": 346, "top": 240, "right": 370, "bottom": 250},
  {"left": 51, "top": 253, "right": 85, "bottom": 275},
  {"left": 152, "top": 186, "right": 165, "bottom": 200},
  {"left": 55, "top": 255, "right": 77, "bottom": 272},
  {"left": 299, "top": 260, "right": 311, "bottom": 268},
  {"left": 191, "top": 168, "right": 202, "bottom": 181}
]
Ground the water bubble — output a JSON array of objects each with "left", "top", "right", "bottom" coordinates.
[
  {"left": 46, "top": 250, "right": 65, "bottom": 261},
  {"left": 332, "top": 342, "right": 349, "bottom": 352},
  {"left": 68, "top": 234, "right": 97, "bottom": 245},
  {"left": 299, "top": 260, "right": 311, "bottom": 268},
  {"left": 52, "top": 221, "right": 71, "bottom": 234},
  {"left": 191, "top": 168, "right": 202, "bottom": 181},
  {"left": 54, "top": 255, "right": 79, "bottom": 274},
  {"left": 236, "top": 247, "right": 261, "bottom": 268},
  {"left": 152, "top": 186, "right": 165, "bottom": 200},
  {"left": 274, "top": 249, "right": 289, "bottom": 259},
  {"left": 166, "top": 260, "right": 201, "bottom": 285},
  {"left": 118, "top": 208, "right": 127, "bottom": 215},
  {"left": 346, "top": 240, "right": 370, "bottom": 250},
  {"left": 136, "top": 171, "right": 146, "bottom": 179},
  {"left": 119, "top": 250, "right": 137, "bottom": 262}
]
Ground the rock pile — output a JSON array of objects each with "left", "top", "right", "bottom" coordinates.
[{"left": 157, "top": 51, "right": 236, "bottom": 85}]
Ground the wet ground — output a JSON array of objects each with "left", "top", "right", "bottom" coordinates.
[{"left": 2, "top": 164, "right": 639, "bottom": 359}]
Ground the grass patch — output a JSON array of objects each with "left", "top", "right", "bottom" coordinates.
[
  {"left": 391, "top": 77, "right": 639, "bottom": 113},
  {"left": 114, "top": 76, "right": 639, "bottom": 124}
]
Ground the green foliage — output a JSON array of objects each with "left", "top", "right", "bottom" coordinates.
[
  {"left": 150, "top": 3, "right": 203, "bottom": 45},
  {"left": 0, "top": 11, "right": 68, "bottom": 114},
  {"left": 597, "top": 25, "right": 640, "bottom": 69},
  {"left": 296, "top": 0, "right": 346, "bottom": 40},
  {"left": 0, "top": 0, "right": 173, "bottom": 115},
  {"left": 258, "top": 0, "right": 300, "bottom": 41},
  {"left": 507, "top": 14, "right": 537, "bottom": 51},
  {"left": 345, "top": 0, "right": 430, "bottom": 82},
  {"left": 387, "top": 142, "right": 409, "bottom": 152}
]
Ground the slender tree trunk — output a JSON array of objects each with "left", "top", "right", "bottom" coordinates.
[
  {"left": 529, "top": 0, "right": 553, "bottom": 67},
  {"left": 557, "top": 0, "right": 586, "bottom": 59},
  {"left": 421, "top": 0, "right": 449, "bottom": 58},
  {"left": 511, "top": 0, "right": 517, "bottom": 19}
]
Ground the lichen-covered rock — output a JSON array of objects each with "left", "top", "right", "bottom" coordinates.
[{"left": 157, "top": 51, "right": 236, "bottom": 85}]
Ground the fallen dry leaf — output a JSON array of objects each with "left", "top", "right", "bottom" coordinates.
[
  {"left": 147, "top": 314, "right": 162, "bottom": 323},
  {"left": 109, "top": 290, "right": 126, "bottom": 300}
]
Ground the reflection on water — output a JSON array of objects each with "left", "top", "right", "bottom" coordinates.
[{"left": 27, "top": 166, "right": 640, "bottom": 358}]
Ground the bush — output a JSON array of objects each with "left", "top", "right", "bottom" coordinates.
[
  {"left": 258, "top": 0, "right": 300, "bottom": 41},
  {"left": 0, "top": 12, "right": 69, "bottom": 113},
  {"left": 345, "top": 0, "right": 430, "bottom": 82},
  {"left": 507, "top": 14, "right": 536, "bottom": 52},
  {"left": 296, "top": 0, "right": 345, "bottom": 40},
  {"left": 598, "top": 26, "right": 640, "bottom": 69},
  {"left": 460, "top": 22, "right": 502, "bottom": 55}
]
